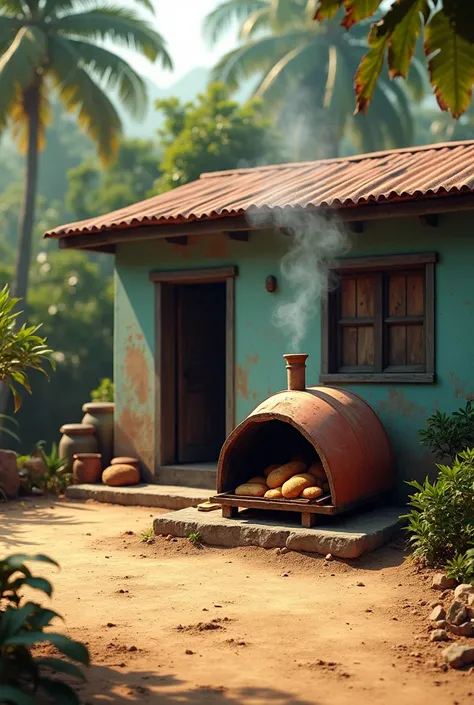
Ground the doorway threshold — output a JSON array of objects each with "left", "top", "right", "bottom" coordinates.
[{"left": 157, "top": 462, "right": 217, "bottom": 491}]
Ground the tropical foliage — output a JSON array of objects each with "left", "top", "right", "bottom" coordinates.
[
  {"left": 314, "top": 0, "right": 474, "bottom": 118},
  {"left": 418, "top": 400, "right": 474, "bottom": 462},
  {"left": 403, "top": 448, "right": 474, "bottom": 565},
  {"left": 0, "top": 285, "right": 53, "bottom": 411},
  {"left": 206, "top": 0, "right": 426, "bottom": 158},
  {"left": 0, "top": 0, "right": 172, "bottom": 315},
  {"left": 154, "top": 82, "right": 282, "bottom": 191},
  {"left": 0, "top": 553, "right": 89, "bottom": 703}
]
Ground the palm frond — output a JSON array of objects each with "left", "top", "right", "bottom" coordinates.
[
  {"left": 65, "top": 38, "right": 147, "bottom": 118},
  {"left": 52, "top": 6, "right": 172, "bottom": 65},
  {"left": 0, "top": 0, "right": 27, "bottom": 17},
  {"left": 49, "top": 36, "right": 122, "bottom": 162},
  {"left": 0, "top": 26, "right": 46, "bottom": 129},
  {"left": 42, "top": 0, "right": 153, "bottom": 19},
  {"left": 240, "top": 7, "right": 270, "bottom": 41},
  {"left": 203, "top": 0, "right": 266, "bottom": 46},
  {"left": 211, "top": 30, "right": 309, "bottom": 91},
  {"left": 254, "top": 39, "right": 324, "bottom": 104}
]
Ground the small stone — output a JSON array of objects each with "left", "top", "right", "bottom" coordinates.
[
  {"left": 447, "top": 600, "right": 468, "bottom": 626},
  {"left": 325, "top": 554, "right": 333, "bottom": 561},
  {"left": 185, "top": 649, "right": 194, "bottom": 655},
  {"left": 129, "top": 646, "right": 138, "bottom": 652},
  {"left": 430, "top": 605, "right": 446, "bottom": 623},
  {"left": 431, "top": 574, "right": 456, "bottom": 591},
  {"left": 106, "top": 623, "right": 116, "bottom": 628},
  {"left": 454, "top": 584, "right": 474, "bottom": 604},
  {"left": 447, "top": 621, "right": 474, "bottom": 637},
  {"left": 440, "top": 590, "right": 452, "bottom": 600},
  {"left": 165, "top": 535, "right": 173, "bottom": 541},
  {"left": 431, "top": 619, "right": 448, "bottom": 630},
  {"left": 356, "top": 582, "right": 365, "bottom": 587},
  {"left": 430, "top": 629, "right": 450, "bottom": 642},
  {"left": 443, "top": 644, "right": 474, "bottom": 669},
  {"left": 280, "top": 547, "right": 289, "bottom": 555}
]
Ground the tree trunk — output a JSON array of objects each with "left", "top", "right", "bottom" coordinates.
[
  {"left": 0, "top": 81, "right": 41, "bottom": 436},
  {"left": 11, "top": 80, "right": 40, "bottom": 316}
]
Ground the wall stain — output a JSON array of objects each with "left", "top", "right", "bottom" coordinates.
[
  {"left": 450, "top": 372, "right": 474, "bottom": 400},
  {"left": 115, "top": 405, "right": 154, "bottom": 479},
  {"left": 236, "top": 354, "right": 259, "bottom": 400},
  {"left": 124, "top": 344, "right": 150, "bottom": 406},
  {"left": 377, "top": 390, "right": 425, "bottom": 418}
]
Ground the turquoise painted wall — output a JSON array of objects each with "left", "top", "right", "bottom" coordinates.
[{"left": 114, "top": 213, "right": 474, "bottom": 490}]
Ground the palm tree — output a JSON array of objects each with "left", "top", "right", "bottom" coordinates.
[
  {"left": 0, "top": 0, "right": 172, "bottom": 314},
  {"left": 205, "top": 0, "right": 426, "bottom": 159}
]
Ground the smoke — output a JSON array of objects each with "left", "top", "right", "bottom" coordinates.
[{"left": 248, "top": 207, "right": 349, "bottom": 352}]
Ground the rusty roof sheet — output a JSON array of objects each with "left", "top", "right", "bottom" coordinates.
[{"left": 45, "top": 140, "right": 474, "bottom": 238}]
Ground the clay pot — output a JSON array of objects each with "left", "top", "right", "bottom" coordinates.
[
  {"left": 82, "top": 402, "right": 114, "bottom": 468},
  {"left": 59, "top": 424, "right": 99, "bottom": 472},
  {"left": 73, "top": 453, "right": 102, "bottom": 484},
  {"left": 111, "top": 456, "right": 140, "bottom": 472}
]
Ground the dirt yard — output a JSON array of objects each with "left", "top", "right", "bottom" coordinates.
[{"left": 1, "top": 498, "right": 472, "bottom": 704}]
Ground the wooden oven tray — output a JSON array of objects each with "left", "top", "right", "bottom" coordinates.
[{"left": 209, "top": 491, "right": 340, "bottom": 528}]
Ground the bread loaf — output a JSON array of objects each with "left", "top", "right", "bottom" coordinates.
[
  {"left": 235, "top": 483, "right": 267, "bottom": 497},
  {"left": 300, "top": 486, "right": 324, "bottom": 499},
  {"left": 248, "top": 476, "right": 268, "bottom": 485},
  {"left": 282, "top": 473, "right": 318, "bottom": 498},
  {"left": 263, "top": 463, "right": 280, "bottom": 477},
  {"left": 308, "top": 461, "right": 327, "bottom": 481},
  {"left": 266, "top": 461, "right": 306, "bottom": 489},
  {"left": 264, "top": 487, "right": 283, "bottom": 499}
]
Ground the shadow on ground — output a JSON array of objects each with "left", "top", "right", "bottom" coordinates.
[
  {"left": 0, "top": 498, "right": 95, "bottom": 549},
  {"left": 79, "top": 666, "right": 316, "bottom": 704}
]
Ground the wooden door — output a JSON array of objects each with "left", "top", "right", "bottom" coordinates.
[{"left": 176, "top": 283, "right": 226, "bottom": 463}]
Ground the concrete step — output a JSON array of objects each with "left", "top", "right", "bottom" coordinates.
[
  {"left": 66, "top": 483, "right": 211, "bottom": 510},
  {"left": 155, "top": 463, "right": 217, "bottom": 490}
]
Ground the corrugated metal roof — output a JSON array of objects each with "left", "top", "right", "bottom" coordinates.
[{"left": 45, "top": 140, "right": 474, "bottom": 239}]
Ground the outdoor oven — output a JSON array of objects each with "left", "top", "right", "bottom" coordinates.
[{"left": 211, "top": 354, "right": 395, "bottom": 528}]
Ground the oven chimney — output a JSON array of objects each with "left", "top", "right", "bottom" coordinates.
[{"left": 283, "top": 353, "right": 308, "bottom": 391}]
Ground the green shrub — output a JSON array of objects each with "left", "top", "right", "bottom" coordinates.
[
  {"left": 37, "top": 442, "right": 71, "bottom": 494},
  {"left": 0, "top": 553, "right": 89, "bottom": 703},
  {"left": 403, "top": 448, "right": 474, "bottom": 565},
  {"left": 91, "top": 378, "right": 114, "bottom": 403},
  {"left": 445, "top": 549, "right": 474, "bottom": 585},
  {"left": 419, "top": 401, "right": 474, "bottom": 462}
]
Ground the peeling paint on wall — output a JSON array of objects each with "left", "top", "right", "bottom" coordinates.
[
  {"left": 124, "top": 343, "right": 150, "bottom": 406},
  {"left": 377, "top": 390, "right": 426, "bottom": 419},
  {"left": 450, "top": 372, "right": 474, "bottom": 400},
  {"left": 236, "top": 354, "right": 259, "bottom": 401}
]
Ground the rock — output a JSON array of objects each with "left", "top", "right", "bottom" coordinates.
[
  {"left": 102, "top": 464, "right": 140, "bottom": 487},
  {"left": 325, "top": 553, "right": 333, "bottom": 561},
  {"left": 430, "top": 629, "right": 450, "bottom": 642},
  {"left": 447, "top": 600, "right": 468, "bottom": 626},
  {"left": 454, "top": 584, "right": 474, "bottom": 604},
  {"left": 280, "top": 546, "right": 289, "bottom": 555},
  {"left": 443, "top": 644, "right": 474, "bottom": 669},
  {"left": 447, "top": 621, "right": 474, "bottom": 637},
  {"left": 0, "top": 449, "right": 20, "bottom": 498},
  {"left": 431, "top": 573, "right": 456, "bottom": 590},
  {"left": 22, "top": 456, "right": 48, "bottom": 477},
  {"left": 431, "top": 619, "right": 448, "bottom": 630},
  {"left": 430, "top": 605, "right": 446, "bottom": 623},
  {"left": 440, "top": 589, "right": 453, "bottom": 600}
]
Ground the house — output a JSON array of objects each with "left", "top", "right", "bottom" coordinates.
[{"left": 45, "top": 140, "right": 474, "bottom": 492}]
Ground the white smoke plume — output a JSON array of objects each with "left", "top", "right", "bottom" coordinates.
[{"left": 248, "top": 207, "right": 349, "bottom": 352}]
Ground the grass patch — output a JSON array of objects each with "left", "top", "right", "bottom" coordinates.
[
  {"left": 187, "top": 531, "right": 203, "bottom": 546},
  {"left": 140, "top": 527, "right": 154, "bottom": 543}
]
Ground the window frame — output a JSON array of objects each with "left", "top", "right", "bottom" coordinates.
[{"left": 320, "top": 252, "right": 437, "bottom": 384}]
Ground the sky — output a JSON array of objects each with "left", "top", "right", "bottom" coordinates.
[{"left": 121, "top": 0, "right": 237, "bottom": 88}]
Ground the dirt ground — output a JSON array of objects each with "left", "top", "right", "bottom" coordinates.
[{"left": 1, "top": 497, "right": 473, "bottom": 705}]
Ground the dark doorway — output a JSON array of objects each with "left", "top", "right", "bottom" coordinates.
[{"left": 175, "top": 282, "right": 226, "bottom": 462}]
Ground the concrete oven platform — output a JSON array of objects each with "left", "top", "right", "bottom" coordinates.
[
  {"left": 66, "top": 483, "right": 210, "bottom": 510},
  {"left": 153, "top": 505, "right": 404, "bottom": 559}
]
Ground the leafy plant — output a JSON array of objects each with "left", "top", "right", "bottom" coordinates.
[
  {"left": 91, "top": 378, "right": 114, "bottom": 403},
  {"left": 419, "top": 401, "right": 474, "bottom": 462},
  {"left": 445, "top": 549, "right": 474, "bottom": 585},
  {"left": 402, "top": 448, "right": 474, "bottom": 565},
  {"left": 0, "top": 553, "right": 89, "bottom": 704},
  {"left": 187, "top": 531, "right": 203, "bottom": 546},
  {"left": 36, "top": 443, "right": 71, "bottom": 495},
  {"left": 314, "top": 0, "right": 474, "bottom": 118},
  {"left": 140, "top": 528, "right": 154, "bottom": 543},
  {"left": 0, "top": 286, "right": 54, "bottom": 410}
]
